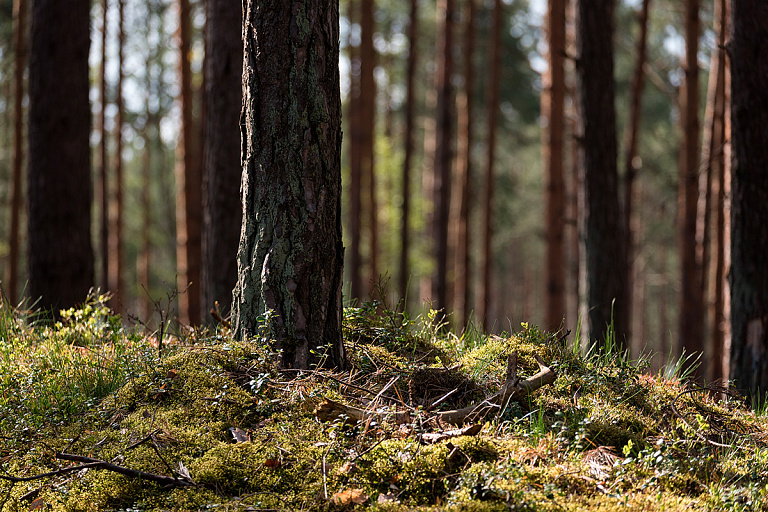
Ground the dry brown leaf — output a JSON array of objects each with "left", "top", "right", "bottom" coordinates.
[
  {"left": 332, "top": 488, "right": 368, "bottom": 506},
  {"left": 337, "top": 461, "right": 358, "bottom": 475},
  {"left": 264, "top": 458, "right": 281, "bottom": 469},
  {"left": 166, "top": 368, "right": 178, "bottom": 379},
  {"left": 29, "top": 498, "right": 45, "bottom": 511}
]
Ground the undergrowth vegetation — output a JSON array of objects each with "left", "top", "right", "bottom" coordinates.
[{"left": 0, "top": 295, "right": 766, "bottom": 511}]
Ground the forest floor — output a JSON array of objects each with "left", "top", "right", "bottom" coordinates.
[{"left": 0, "top": 293, "right": 766, "bottom": 511}]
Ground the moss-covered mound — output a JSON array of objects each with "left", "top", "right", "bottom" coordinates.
[{"left": 0, "top": 298, "right": 767, "bottom": 511}]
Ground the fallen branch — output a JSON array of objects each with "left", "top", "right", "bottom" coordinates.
[
  {"left": 314, "top": 352, "right": 556, "bottom": 426},
  {"left": 55, "top": 453, "right": 194, "bottom": 487}
]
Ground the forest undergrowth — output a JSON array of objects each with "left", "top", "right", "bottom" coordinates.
[{"left": 0, "top": 293, "right": 766, "bottom": 511}]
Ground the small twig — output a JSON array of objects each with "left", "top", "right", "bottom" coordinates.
[
  {"left": 0, "top": 462, "right": 104, "bottom": 483},
  {"left": 127, "top": 429, "right": 163, "bottom": 451}
]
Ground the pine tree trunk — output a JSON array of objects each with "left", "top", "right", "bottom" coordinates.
[
  {"left": 202, "top": 0, "right": 242, "bottom": 320},
  {"left": 175, "top": 0, "right": 202, "bottom": 325},
  {"left": 347, "top": 0, "right": 363, "bottom": 301},
  {"left": 399, "top": 0, "right": 418, "bottom": 307},
  {"left": 701, "top": 0, "right": 727, "bottom": 382},
  {"left": 433, "top": 0, "right": 455, "bottom": 315},
  {"left": 232, "top": 0, "right": 345, "bottom": 370},
  {"left": 27, "top": 0, "right": 94, "bottom": 311},
  {"left": 479, "top": 0, "right": 502, "bottom": 331},
  {"left": 8, "top": 0, "right": 26, "bottom": 304},
  {"left": 622, "top": 0, "right": 650, "bottom": 346},
  {"left": 543, "top": 0, "right": 567, "bottom": 331},
  {"left": 360, "top": 0, "right": 378, "bottom": 296},
  {"left": 109, "top": 0, "right": 125, "bottom": 314},
  {"left": 728, "top": 0, "right": 768, "bottom": 399},
  {"left": 451, "top": 0, "right": 475, "bottom": 329},
  {"left": 677, "top": 0, "right": 703, "bottom": 362},
  {"left": 576, "top": 0, "right": 627, "bottom": 346}
]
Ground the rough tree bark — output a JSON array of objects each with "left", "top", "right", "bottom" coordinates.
[
  {"left": 202, "top": 0, "right": 242, "bottom": 320},
  {"left": 97, "top": 0, "right": 109, "bottom": 295},
  {"left": 728, "top": 0, "right": 768, "bottom": 400},
  {"left": 543, "top": 0, "right": 567, "bottom": 331},
  {"left": 576, "top": 0, "right": 627, "bottom": 346},
  {"left": 232, "top": 0, "right": 345, "bottom": 370},
  {"left": 27, "top": 0, "right": 94, "bottom": 312}
]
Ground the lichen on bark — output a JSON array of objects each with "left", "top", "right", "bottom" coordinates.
[{"left": 232, "top": 0, "right": 344, "bottom": 370}]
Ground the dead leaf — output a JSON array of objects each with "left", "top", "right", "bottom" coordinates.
[
  {"left": 29, "top": 498, "right": 45, "bottom": 511},
  {"left": 337, "top": 461, "right": 358, "bottom": 475},
  {"left": 142, "top": 410, "right": 151, "bottom": 419},
  {"left": 264, "top": 458, "right": 281, "bottom": 469},
  {"left": 377, "top": 492, "right": 399, "bottom": 504},
  {"left": 166, "top": 369, "right": 178, "bottom": 379},
  {"left": 229, "top": 427, "right": 250, "bottom": 443},
  {"left": 332, "top": 488, "right": 368, "bottom": 506}
]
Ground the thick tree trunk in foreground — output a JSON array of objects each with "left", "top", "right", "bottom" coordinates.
[
  {"left": 543, "top": 0, "right": 567, "bottom": 331},
  {"left": 27, "top": 0, "right": 93, "bottom": 312},
  {"left": 202, "top": 0, "right": 242, "bottom": 320},
  {"left": 576, "top": 0, "right": 627, "bottom": 346},
  {"left": 729, "top": 0, "right": 768, "bottom": 400},
  {"left": 232, "top": 0, "right": 345, "bottom": 370}
]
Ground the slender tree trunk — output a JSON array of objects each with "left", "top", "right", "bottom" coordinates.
[
  {"left": 233, "top": 0, "right": 345, "bottom": 370},
  {"left": 360, "top": 0, "right": 378, "bottom": 295},
  {"left": 432, "top": 0, "right": 455, "bottom": 316},
  {"left": 109, "top": 0, "right": 125, "bottom": 314},
  {"left": 175, "top": 0, "right": 202, "bottom": 325},
  {"left": 8, "top": 0, "right": 26, "bottom": 303},
  {"left": 576, "top": 0, "right": 627, "bottom": 347},
  {"left": 622, "top": 0, "right": 650, "bottom": 345},
  {"left": 27, "top": 0, "right": 94, "bottom": 312},
  {"left": 451, "top": 0, "right": 475, "bottom": 329},
  {"left": 399, "top": 0, "right": 418, "bottom": 307},
  {"left": 728, "top": 0, "right": 768, "bottom": 400},
  {"left": 678, "top": 0, "right": 703, "bottom": 361},
  {"left": 479, "top": 0, "right": 502, "bottom": 331},
  {"left": 700, "top": 0, "right": 727, "bottom": 382},
  {"left": 202, "top": 0, "right": 242, "bottom": 320},
  {"left": 347, "top": 0, "right": 363, "bottom": 301},
  {"left": 97, "top": 0, "right": 109, "bottom": 296},
  {"left": 543, "top": 0, "right": 567, "bottom": 331}
]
